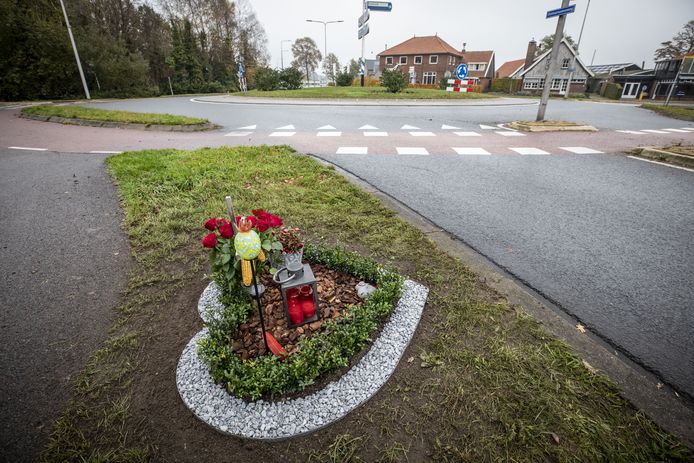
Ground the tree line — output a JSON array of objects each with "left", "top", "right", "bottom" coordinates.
[{"left": 0, "top": 0, "right": 268, "bottom": 100}]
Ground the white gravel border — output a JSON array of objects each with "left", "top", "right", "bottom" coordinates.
[{"left": 177, "top": 279, "right": 428, "bottom": 439}]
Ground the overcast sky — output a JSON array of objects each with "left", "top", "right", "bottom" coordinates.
[{"left": 249, "top": 0, "right": 692, "bottom": 71}]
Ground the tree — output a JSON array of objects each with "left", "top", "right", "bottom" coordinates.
[
  {"left": 535, "top": 34, "right": 575, "bottom": 57},
  {"left": 380, "top": 68, "right": 407, "bottom": 93},
  {"left": 291, "top": 37, "right": 321, "bottom": 81},
  {"left": 279, "top": 67, "right": 303, "bottom": 90},
  {"left": 348, "top": 58, "right": 360, "bottom": 77},
  {"left": 322, "top": 53, "right": 340, "bottom": 83},
  {"left": 654, "top": 20, "right": 694, "bottom": 60}
]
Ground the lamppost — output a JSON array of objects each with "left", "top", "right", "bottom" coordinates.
[
  {"left": 306, "top": 19, "right": 344, "bottom": 77},
  {"left": 564, "top": 0, "right": 591, "bottom": 98},
  {"left": 280, "top": 40, "right": 292, "bottom": 69},
  {"left": 58, "top": 0, "right": 90, "bottom": 99}
]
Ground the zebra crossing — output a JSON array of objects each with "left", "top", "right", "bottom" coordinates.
[
  {"left": 327, "top": 146, "right": 604, "bottom": 156},
  {"left": 616, "top": 127, "right": 694, "bottom": 135}
]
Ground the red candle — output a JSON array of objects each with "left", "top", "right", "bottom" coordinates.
[
  {"left": 299, "top": 285, "right": 316, "bottom": 318},
  {"left": 287, "top": 288, "right": 304, "bottom": 325}
]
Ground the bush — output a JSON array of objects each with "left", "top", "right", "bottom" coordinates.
[
  {"left": 254, "top": 67, "right": 280, "bottom": 91},
  {"left": 352, "top": 75, "right": 380, "bottom": 87},
  {"left": 491, "top": 78, "right": 521, "bottom": 94},
  {"left": 380, "top": 69, "right": 407, "bottom": 93},
  {"left": 603, "top": 82, "right": 622, "bottom": 100},
  {"left": 279, "top": 67, "right": 303, "bottom": 90},
  {"left": 439, "top": 76, "right": 449, "bottom": 90},
  {"left": 335, "top": 71, "right": 353, "bottom": 87}
]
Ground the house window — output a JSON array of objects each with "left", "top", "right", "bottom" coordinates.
[
  {"left": 399, "top": 56, "right": 407, "bottom": 65},
  {"left": 423, "top": 72, "right": 437, "bottom": 85},
  {"left": 469, "top": 63, "right": 486, "bottom": 71},
  {"left": 429, "top": 55, "right": 438, "bottom": 64},
  {"left": 524, "top": 78, "right": 544, "bottom": 89},
  {"left": 385, "top": 56, "right": 393, "bottom": 65},
  {"left": 414, "top": 55, "right": 422, "bottom": 64},
  {"left": 551, "top": 78, "right": 562, "bottom": 89},
  {"left": 561, "top": 58, "right": 570, "bottom": 69}
]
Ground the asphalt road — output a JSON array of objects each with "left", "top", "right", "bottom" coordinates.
[
  {"left": 315, "top": 150, "right": 694, "bottom": 398},
  {"left": 0, "top": 148, "right": 130, "bottom": 461}
]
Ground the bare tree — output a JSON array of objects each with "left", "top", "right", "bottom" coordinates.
[
  {"left": 654, "top": 20, "right": 694, "bottom": 60},
  {"left": 322, "top": 53, "right": 339, "bottom": 83},
  {"left": 291, "top": 37, "right": 321, "bottom": 82}
]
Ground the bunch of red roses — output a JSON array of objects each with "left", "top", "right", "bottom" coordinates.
[{"left": 201, "top": 209, "right": 284, "bottom": 249}]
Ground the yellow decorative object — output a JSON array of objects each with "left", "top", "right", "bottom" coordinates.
[
  {"left": 241, "top": 259, "right": 252, "bottom": 286},
  {"left": 258, "top": 249, "right": 266, "bottom": 262}
]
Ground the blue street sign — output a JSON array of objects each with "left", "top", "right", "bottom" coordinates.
[
  {"left": 455, "top": 63, "right": 468, "bottom": 80},
  {"left": 358, "top": 23, "right": 369, "bottom": 39},
  {"left": 546, "top": 4, "right": 575, "bottom": 18},
  {"left": 238, "top": 63, "right": 244, "bottom": 76},
  {"left": 366, "top": 1, "right": 392, "bottom": 12}
]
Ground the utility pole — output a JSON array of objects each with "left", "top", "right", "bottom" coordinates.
[
  {"left": 536, "top": 0, "right": 570, "bottom": 121},
  {"left": 280, "top": 40, "right": 292, "bottom": 69},
  {"left": 665, "top": 63, "right": 683, "bottom": 106},
  {"left": 58, "top": 0, "right": 90, "bottom": 100},
  {"left": 361, "top": 0, "right": 366, "bottom": 87},
  {"left": 565, "top": 0, "right": 591, "bottom": 99}
]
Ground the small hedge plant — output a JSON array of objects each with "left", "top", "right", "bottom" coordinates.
[
  {"left": 198, "top": 244, "right": 403, "bottom": 400},
  {"left": 380, "top": 68, "right": 408, "bottom": 93}
]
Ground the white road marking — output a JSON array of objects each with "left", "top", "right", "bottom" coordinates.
[
  {"left": 275, "top": 124, "right": 295, "bottom": 130},
  {"left": 497, "top": 123, "right": 518, "bottom": 131},
  {"left": 496, "top": 131, "right": 525, "bottom": 137},
  {"left": 89, "top": 150, "right": 123, "bottom": 154},
  {"left": 453, "top": 147, "right": 491, "bottom": 155},
  {"left": 396, "top": 147, "right": 429, "bottom": 155},
  {"left": 8, "top": 146, "right": 47, "bottom": 151},
  {"left": 359, "top": 124, "right": 379, "bottom": 130},
  {"left": 681, "top": 127, "right": 694, "bottom": 131},
  {"left": 409, "top": 131, "right": 435, "bottom": 137},
  {"left": 663, "top": 128, "right": 690, "bottom": 133},
  {"left": 454, "top": 131, "right": 481, "bottom": 137},
  {"left": 364, "top": 131, "right": 388, "bottom": 137},
  {"left": 479, "top": 124, "right": 496, "bottom": 130},
  {"left": 336, "top": 147, "right": 367, "bottom": 154},
  {"left": 316, "top": 131, "right": 341, "bottom": 137},
  {"left": 627, "top": 156, "right": 694, "bottom": 172},
  {"left": 510, "top": 147, "right": 550, "bottom": 155},
  {"left": 225, "top": 131, "right": 253, "bottom": 137},
  {"left": 237, "top": 125, "right": 256, "bottom": 130},
  {"left": 401, "top": 124, "right": 420, "bottom": 130},
  {"left": 317, "top": 125, "right": 336, "bottom": 130},
  {"left": 441, "top": 124, "right": 461, "bottom": 130},
  {"left": 269, "top": 131, "right": 296, "bottom": 137},
  {"left": 641, "top": 129, "right": 669, "bottom": 134},
  {"left": 616, "top": 130, "right": 645, "bottom": 134},
  {"left": 559, "top": 147, "right": 603, "bottom": 154}
]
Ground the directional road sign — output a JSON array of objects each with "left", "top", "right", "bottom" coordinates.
[
  {"left": 455, "top": 63, "right": 468, "bottom": 79},
  {"left": 358, "top": 23, "right": 369, "bottom": 39},
  {"left": 546, "top": 4, "right": 575, "bottom": 18},
  {"left": 366, "top": 1, "right": 392, "bottom": 12},
  {"left": 358, "top": 10, "right": 370, "bottom": 27}
]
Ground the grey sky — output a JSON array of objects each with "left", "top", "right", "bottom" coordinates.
[{"left": 249, "top": 0, "right": 692, "bottom": 71}]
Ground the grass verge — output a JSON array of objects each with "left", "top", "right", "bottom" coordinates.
[
  {"left": 641, "top": 103, "right": 694, "bottom": 122},
  {"left": 235, "top": 86, "right": 494, "bottom": 99},
  {"left": 22, "top": 105, "right": 209, "bottom": 126},
  {"left": 42, "top": 145, "right": 691, "bottom": 462}
]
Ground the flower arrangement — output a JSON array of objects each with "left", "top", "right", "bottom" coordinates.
[
  {"left": 201, "top": 209, "right": 284, "bottom": 294},
  {"left": 278, "top": 227, "right": 303, "bottom": 254}
]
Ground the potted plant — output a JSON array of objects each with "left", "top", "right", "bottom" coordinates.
[{"left": 278, "top": 227, "right": 304, "bottom": 272}]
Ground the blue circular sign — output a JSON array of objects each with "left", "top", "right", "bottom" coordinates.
[{"left": 455, "top": 63, "right": 468, "bottom": 79}]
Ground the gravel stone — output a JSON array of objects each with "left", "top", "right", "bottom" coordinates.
[{"left": 177, "top": 279, "right": 428, "bottom": 440}]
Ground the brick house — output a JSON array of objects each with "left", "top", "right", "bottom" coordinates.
[
  {"left": 377, "top": 35, "right": 494, "bottom": 88},
  {"left": 519, "top": 38, "right": 594, "bottom": 94}
]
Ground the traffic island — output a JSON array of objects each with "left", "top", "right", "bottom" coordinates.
[
  {"left": 19, "top": 105, "right": 219, "bottom": 131},
  {"left": 630, "top": 145, "right": 694, "bottom": 169},
  {"left": 507, "top": 120, "right": 598, "bottom": 132}
]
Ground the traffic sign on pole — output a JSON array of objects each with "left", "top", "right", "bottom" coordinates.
[
  {"left": 546, "top": 4, "right": 575, "bottom": 18},
  {"left": 455, "top": 63, "right": 468, "bottom": 80},
  {"left": 358, "top": 23, "right": 369, "bottom": 39},
  {"left": 366, "top": 1, "right": 392, "bottom": 12},
  {"left": 358, "top": 10, "right": 370, "bottom": 27}
]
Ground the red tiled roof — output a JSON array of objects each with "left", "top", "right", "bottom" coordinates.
[
  {"left": 380, "top": 35, "right": 463, "bottom": 57},
  {"left": 461, "top": 51, "right": 493, "bottom": 64},
  {"left": 496, "top": 59, "right": 525, "bottom": 78}
]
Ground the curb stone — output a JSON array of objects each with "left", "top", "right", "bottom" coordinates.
[{"left": 18, "top": 112, "right": 219, "bottom": 132}]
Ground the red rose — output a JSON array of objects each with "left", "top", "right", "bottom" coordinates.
[
  {"left": 202, "top": 232, "right": 218, "bottom": 248},
  {"left": 267, "top": 214, "right": 283, "bottom": 228},
  {"left": 204, "top": 218, "right": 218, "bottom": 231},
  {"left": 218, "top": 222, "right": 233, "bottom": 239},
  {"left": 253, "top": 209, "right": 283, "bottom": 228},
  {"left": 252, "top": 208, "right": 265, "bottom": 217},
  {"left": 255, "top": 219, "right": 270, "bottom": 232}
]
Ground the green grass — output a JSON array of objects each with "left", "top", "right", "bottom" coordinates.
[
  {"left": 22, "top": 105, "right": 209, "bottom": 125},
  {"left": 236, "top": 86, "right": 494, "bottom": 99},
  {"left": 42, "top": 145, "right": 691, "bottom": 462},
  {"left": 641, "top": 103, "right": 694, "bottom": 122}
]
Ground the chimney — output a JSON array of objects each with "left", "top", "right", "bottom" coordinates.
[
  {"left": 524, "top": 39, "right": 537, "bottom": 71},
  {"left": 462, "top": 42, "right": 467, "bottom": 52}
]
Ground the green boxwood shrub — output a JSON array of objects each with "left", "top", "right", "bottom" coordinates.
[
  {"left": 336, "top": 71, "right": 354, "bottom": 87},
  {"left": 380, "top": 68, "right": 408, "bottom": 93},
  {"left": 279, "top": 67, "right": 303, "bottom": 90},
  {"left": 254, "top": 67, "right": 281, "bottom": 91},
  {"left": 197, "top": 244, "right": 404, "bottom": 400}
]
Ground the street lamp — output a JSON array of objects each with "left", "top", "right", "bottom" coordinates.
[
  {"left": 564, "top": 0, "right": 591, "bottom": 98},
  {"left": 306, "top": 19, "right": 344, "bottom": 67},
  {"left": 280, "top": 39, "right": 292, "bottom": 69}
]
